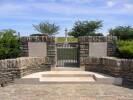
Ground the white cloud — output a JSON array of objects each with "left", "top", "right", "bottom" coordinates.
[
  {"left": 26, "top": 0, "right": 92, "bottom": 4},
  {"left": 31, "top": 3, "right": 93, "bottom": 15},
  {"left": 107, "top": 1, "right": 116, "bottom": 7},
  {"left": 0, "top": 0, "right": 133, "bottom": 36},
  {"left": 124, "top": 4, "right": 133, "bottom": 9},
  {"left": 0, "top": 3, "right": 27, "bottom": 15},
  {"left": 0, "top": 1, "right": 133, "bottom": 18},
  {"left": 31, "top": 2, "right": 133, "bottom": 15},
  {"left": 120, "top": 3, "right": 133, "bottom": 13},
  {"left": 61, "top": 0, "right": 92, "bottom": 4}
]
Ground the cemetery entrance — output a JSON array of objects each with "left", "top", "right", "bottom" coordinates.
[{"left": 56, "top": 43, "right": 79, "bottom": 67}]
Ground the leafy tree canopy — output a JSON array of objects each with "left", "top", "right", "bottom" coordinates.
[
  {"left": 68, "top": 20, "right": 103, "bottom": 38},
  {"left": 33, "top": 22, "right": 60, "bottom": 36},
  {"left": 30, "top": 33, "right": 47, "bottom": 36},
  {"left": 109, "top": 26, "right": 133, "bottom": 40},
  {"left": 0, "top": 29, "right": 21, "bottom": 60}
]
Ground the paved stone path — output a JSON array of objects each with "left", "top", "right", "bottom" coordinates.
[{"left": 0, "top": 84, "right": 133, "bottom": 100}]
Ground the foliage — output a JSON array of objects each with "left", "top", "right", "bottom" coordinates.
[
  {"left": 33, "top": 22, "right": 60, "bottom": 36},
  {"left": 116, "top": 40, "right": 133, "bottom": 59},
  {"left": 30, "top": 33, "right": 47, "bottom": 36},
  {"left": 68, "top": 20, "right": 103, "bottom": 38},
  {"left": 109, "top": 26, "right": 133, "bottom": 40},
  {"left": 56, "top": 37, "right": 78, "bottom": 43},
  {"left": 0, "top": 29, "right": 21, "bottom": 60}
]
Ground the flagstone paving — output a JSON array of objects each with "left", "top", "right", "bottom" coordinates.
[{"left": 0, "top": 84, "right": 133, "bottom": 100}]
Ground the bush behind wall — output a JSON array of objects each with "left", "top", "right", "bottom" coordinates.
[
  {"left": 0, "top": 29, "right": 21, "bottom": 60},
  {"left": 116, "top": 40, "right": 133, "bottom": 59}
]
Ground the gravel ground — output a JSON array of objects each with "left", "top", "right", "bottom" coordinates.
[{"left": 0, "top": 84, "right": 133, "bottom": 100}]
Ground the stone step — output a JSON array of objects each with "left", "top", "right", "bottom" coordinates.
[
  {"left": 39, "top": 77, "right": 95, "bottom": 83},
  {"left": 40, "top": 71, "right": 95, "bottom": 83},
  {"left": 42, "top": 74, "right": 93, "bottom": 77},
  {"left": 42, "top": 71, "right": 94, "bottom": 77},
  {"left": 14, "top": 71, "right": 122, "bottom": 85},
  {"left": 51, "top": 67, "right": 84, "bottom": 71}
]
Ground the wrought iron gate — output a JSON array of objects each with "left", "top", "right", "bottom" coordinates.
[{"left": 56, "top": 43, "right": 79, "bottom": 67}]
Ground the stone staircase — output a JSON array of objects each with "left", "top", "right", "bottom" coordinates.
[
  {"left": 40, "top": 71, "right": 95, "bottom": 83},
  {"left": 14, "top": 67, "right": 122, "bottom": 85},
  {"left": 51, "top": 67, "right": 84, "bottom": 71}
]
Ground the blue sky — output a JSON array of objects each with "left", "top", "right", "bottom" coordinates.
[{"left": 0, "top": 0, "right": 133, "bottom": 36}]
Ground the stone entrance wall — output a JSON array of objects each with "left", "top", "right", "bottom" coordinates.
[
  {"left": 20, "top": 36, "right": 56, "bottom": 66},
  {"left": 20, "top": 36, "right": 55, "bottom": 57},
  {"left": 0, "top": 36, "right": 56, "bottom": 87},
  {"left": 79, "top": 36, "right": 133, "bottom": 85},
  {"left": 79, "top": 36, "right": 117, "bottom": 67}
]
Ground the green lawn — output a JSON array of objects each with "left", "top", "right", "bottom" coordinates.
[{"left": 56, "top": 37, "right": 78, "bottom": 43}]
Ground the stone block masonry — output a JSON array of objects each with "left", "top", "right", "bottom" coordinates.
[
  {"left": 0, "top": 57, "right": 50, "bottom": 87},
  {"left": 79, "top": 36, "right": 117, "bottom": 66},
  {"left": 20, "top": 36, "right": 56, "bottom": 67},
  {"left": 85, "top": 57, "right": 133, "bottom": 86},
  {"left": 20, "top": 36, "right": 55, "bottom": 57},
  {"left": 79, "top": 36, "right": 133, "bottom": 86}
]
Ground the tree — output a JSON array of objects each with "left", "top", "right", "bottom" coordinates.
[
  {"left": 30, "top": 33, "right": 47, "bottom": 36},
  {"left": 33, "top": 22, "right": 60, "bottom": 36},
  {"left": 0, "top": 29, "right": 21, "bottom": 59},
  {"left": 68, "top": 20, "right": 103, "bottom": 38},
  {"left": 109, "top": 26, "right": 133, "bottom": 40}
]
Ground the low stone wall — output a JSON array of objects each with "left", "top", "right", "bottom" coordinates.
[
  {"left": 85, "top": 57, "right": 133, "bottom": 85},
  {"left": 0, "top": 57, "right": 50, "bottom": 87}
]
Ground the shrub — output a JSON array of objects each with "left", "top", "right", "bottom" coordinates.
[
  {"left": 116, "top": 40, "right": 133, "bottom": 59},
  {"left": 0, "top": 29, "right": 21, "bottom": 60}
]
